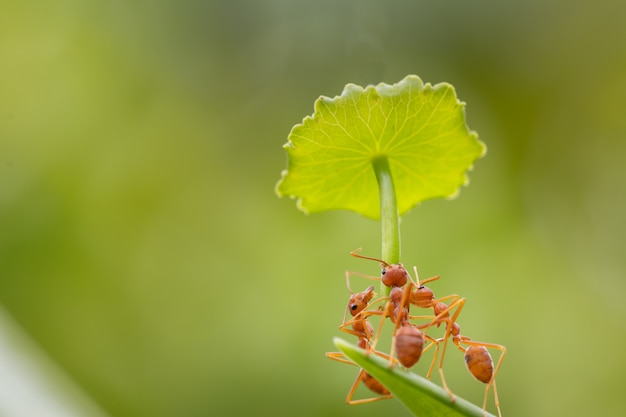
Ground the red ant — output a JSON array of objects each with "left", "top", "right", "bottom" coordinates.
[
  {"left": 405, "top": 267, "right": 506, "bottom": 417},
  {"left": 326, "top": 286, "right": 393, "bottom": 404},
  {"left": 457, "top": 336, "right": 506, "bottom": 417},
  {"left": 426, "top": 293, "right": 506, "bottom": 417}
]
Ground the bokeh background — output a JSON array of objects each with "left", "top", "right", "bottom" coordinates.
[{"left": 1, "top": 0, "right": 625, "bottom": 416}]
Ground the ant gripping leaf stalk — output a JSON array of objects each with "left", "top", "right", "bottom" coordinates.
[{"left": 275, "top": 76, "right": 497, "bottom": 417}]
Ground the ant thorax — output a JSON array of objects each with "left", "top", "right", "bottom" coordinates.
[{"left": 411, "top": 286, "right": 435, "bottom": 309}]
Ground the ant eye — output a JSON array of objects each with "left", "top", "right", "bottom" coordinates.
[
  {"left": 381, "top": 269, "right": 386, "bottom": 275},
  {"left": 351, "top": 304, "right": 357, "bottom": 310}
]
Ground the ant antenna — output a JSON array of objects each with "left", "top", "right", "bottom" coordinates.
[
  {"left": 350, "top": 248, "right": 391, "bottom": 268},
  {"left": 412, "top": 266, "right": 420, "bottom": 286}
]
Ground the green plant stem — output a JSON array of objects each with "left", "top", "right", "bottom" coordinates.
[{"left": 372, "top": 156, "right": 400, "bottom": 295}]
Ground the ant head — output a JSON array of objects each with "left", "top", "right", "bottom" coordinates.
[
  {"left": 350, "top": 248, "right": 408, "bottom": 288},
  {"left": 381, "top": 264, "right": 408, "bottom": 287},
  {"left": 347, "top": 285, "right": 375, "bottom": 317}
]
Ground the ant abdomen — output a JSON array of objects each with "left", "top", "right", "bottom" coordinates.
[
  {"left": 361, "top": 372, "right": 391, "bottom": 396},
  {"left": 394, "top": 324, "right": 424, "bottom": 368},
  {"left": 464, "top": 345, "right": 493, "bottom": 384}
]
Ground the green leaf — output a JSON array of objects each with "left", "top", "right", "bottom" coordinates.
[
  {"left": 276, "top": 75, "right": 485, "bottom": 219},
  {"left": 334, "top": 337, "right": 495, "bottom": 417}
]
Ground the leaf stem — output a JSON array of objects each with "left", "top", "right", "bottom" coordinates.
[{"left": 372, "top": 156, "right": 400, "bottom": 294}]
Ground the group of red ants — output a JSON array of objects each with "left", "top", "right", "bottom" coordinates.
[{"left": 326, "top": 249, "right": 506, "bottom": 417}]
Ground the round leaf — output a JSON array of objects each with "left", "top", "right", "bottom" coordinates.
[{"left": 276, "top": 75, "right": 486, "bottom": 219}]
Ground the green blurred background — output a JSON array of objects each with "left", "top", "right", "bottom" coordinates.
[{"left": 1, "top": 0, "right": 625, "bottom": 416}]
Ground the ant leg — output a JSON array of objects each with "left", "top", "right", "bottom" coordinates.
[
  {"left": 325, "top": 351, "right": 357, "bottom": 366},
  {"left": 492, "top": 380, "right": 501, "bottom": 417},
  {"left": 345, "top": 369, "right": 393, "bottom": 405},
  {"left": 367, "top": 301, "right": 392, "bottom": 353},
  {"left": 410, "top": 265, "right": 442, "bottom": 287},
  {"left": 440, "top": 298, "right": 466, "bottom": 399},
  {"left": 328, "top": 345, "right": 395, "bottom": 405},
  {"left": 435, "top": 293, "right": 461, "bottom": 306},
  {"left": 407, "top": 313, "right": 437, "bottom": 324},
  {"left": 326, "top": 344, "right": 398, "bottom": 366},
  {"left": 422, "top": 335, "right": 440, "bottom": 380},
  {"left": 417, "top": 297, "right": 465, "bottom": 400},
  {"left": 339, "top": 319, "right": 373, "bottom": 340},
  {"left": 419, "top": 275, "right": 441, "bottom": 286}
]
